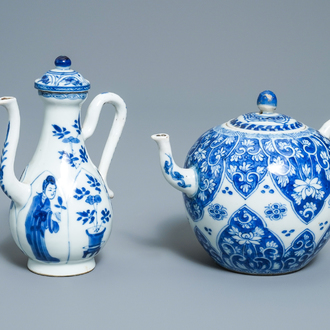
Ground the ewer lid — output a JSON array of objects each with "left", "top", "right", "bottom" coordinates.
[
  {"left": 34, "top": 56, "right": 90, "bottom": 92},
  {"left": 227, "top": 90, "right": 305, "bottom": 132}
]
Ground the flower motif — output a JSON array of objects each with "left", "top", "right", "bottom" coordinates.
[
  {"left": 62, "top": 136, "right": 80, "bottom": 144},
  {"left": 230, "top": 152, "right": 242, "bottom": 162},
  {"left": 214, "top": 148, "right": 226, "bottom": 159},
  {"left": 201, "top": 161, "right": 208, "bottom": 173},
  {"left": 302, "top": 139, "right": 311, "bottom": 147},
  {"left": 266, "top": 241, "right": 278, "bottom": 248},
  {"left": 320, "top": 151, "right": 328, "bottom": 161},
  {"left": 271, "top": 156, "right": 285, "bottom": 166},
  {"left": 211, "top": 165, "right": 221, "bottom": 176},
  {"left": 299, "top": 202, "right": 317, "bottom": 218},
  {"left": 303, "top": 202, "right": 317, "bottom": 212},
  {"left": 227, "top": 165, "right": 237, "bottom": 176},
  {"left": 252, "top": 153, "right": 264, "bottom": 161},
  {"left": 85, "top": 194, "right": 102, "bottom": 205},
  {"left": 294, "top": 148, "right": 303, "bottom": 158},
  {"left": 228, "top": 226, "right": 263, "bottom": 245},
  {"left": 225, "top": 136, "right": 235, "bottom": 144},
  {"left": 301, "top": 164, "right": 310, "bottom": 177},
  {"left": 208, "top": 203, "right": 228, "bottom": 221},
  {"left": 293, "top": 177, "right": 323, "bottom": 201},
  {"left": 223, "top": 237, "right": 234, "bottom": 244},
  {"left": 79, "top": 146, "right": 88, "bottom": 163},
  {"left": 276, "top": 175, "right": 289, "bottom": 188},
  {"left": 278, "top": 142, "right": 290, "bottom": 150},
  {"left": 194, "top": 148, "right": 206, "bottom": 162},
  {"left": 264, "top": 140, "right": 275, "bottom": 152},
  {"left": 101, "top": 208, "right": 111, "bottom": 223},
  {"left": 207, "top": 179, "right": 216, "bottom": 193},
  {"left": 240, "top": 183, "right": 251, "bottom": 193},
  {"left": 242, "top": 139, "right": 254, "bottom": 147},
  {"left": 198, "top": 191, "right": 207, "bottom": 201},
  {"left": 264, "top": 203, "right": 287, "bottom": 221},
  {"left": 294, "top": 249, "right": 305, "bottom": 257},
  {"left": 239, "top": 162, "right": 252, "bottom": 173}
]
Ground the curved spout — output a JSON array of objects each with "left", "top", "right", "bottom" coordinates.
[
  {"left": 0, "top": 97, "right": 30, "bottom": 205},
  {"left": 151, "top": 133, "right": 198, "bottom": 197}
]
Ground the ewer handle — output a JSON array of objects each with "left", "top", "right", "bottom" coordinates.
[{"left": 82, "top": 92, "right": 127, "bottom": 198}]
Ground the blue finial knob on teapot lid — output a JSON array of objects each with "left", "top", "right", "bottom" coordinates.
[
  {"left": 257, "top": 90, "right": 277, "bottom": 113},
  {"left": 34, "top": 55, "right": 90, "bottom": 93}
]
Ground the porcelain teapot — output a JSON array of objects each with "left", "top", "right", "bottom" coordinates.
[
  {"left": 0, "top": 56, "right": 127, "bottom": 276},
  {"left": 152, "top": 90, "right": 330, "bottom": 275}
]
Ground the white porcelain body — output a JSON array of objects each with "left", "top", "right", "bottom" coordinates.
[{"left": 0, "top": 92, "right": 126, "bottom": 276}]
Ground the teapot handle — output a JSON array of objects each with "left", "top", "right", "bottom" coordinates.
[
  {"left": 82, "top": 92, "right": 127, "bottom": 198},
  {"left": 319, "top": 119, "right": 330, "bottom": 139}
]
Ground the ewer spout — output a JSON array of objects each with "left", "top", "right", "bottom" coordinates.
[{"left": 0, "top": 97, "right": 31, "bottom": 206}]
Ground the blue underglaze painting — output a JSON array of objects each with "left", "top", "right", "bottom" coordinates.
[
  {"left": 230, "top": 113, "right": 304, "bottom": 131},
  {"left": 183, "top": 126, "right": 330, "bottom": 224},
  {"left": 52, "top": 116, "right": 89, "bottom": 169},
  {"left": 25, "top": 175, "right": 63, "bottom": 262},
  {"left": 0, "top": 122, "right": 10, "bottom": 197},
  {"left": 35, "top": 69, "right": 90, "bottom": 93},
  {"left": 39, "top": 91, "right": 88, "bottom": 100},
  {"left": 194, "top": 205, "right": 330, "bottom": 274},
  {"left": 74, "top": 172, "right": 111, "bottom": 258},
  {"left": 184, "top": 128, "right": 238, "bottom": 221},
  {"left": 164, "top": 154, "right": 191, "bottom": 188},
  {"left": 264, "top": 203, "right": 288, "bottom": 221},
  {"left": 208, "top": 203, "right": 228, "bottom": 220}
]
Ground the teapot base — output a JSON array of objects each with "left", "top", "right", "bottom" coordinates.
[{"left": 27, "top": 258, "right": 96, "bottom": 277}]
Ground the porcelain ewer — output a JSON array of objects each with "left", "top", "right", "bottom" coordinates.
[
  {"left": 153, "top": 90, "right": 330, "bottom": 275},
  {"left": 0, "top": 56, "right": 127, "bottom": 276}
]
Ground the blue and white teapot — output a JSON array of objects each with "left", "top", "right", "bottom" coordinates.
[
  {"left": 0, "top": 56, "right": 127, "bottom": 276},
  {"left": 152, "top": 91, "right": 330, "bottom": 275}
]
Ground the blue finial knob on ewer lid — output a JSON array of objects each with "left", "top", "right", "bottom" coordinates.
[
  {"left": 257, "top": 90, "right": 277, "bottom": 113},
  {"left": 54, "top": 55, "right": 71, "bottom": 69}
]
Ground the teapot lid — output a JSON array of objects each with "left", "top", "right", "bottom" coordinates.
[
  {"left": 227, "top": 90, "right": 305, "bottom": 132},
  {"left": 34, "top": 56, "right": 90, "bottom": 92}
]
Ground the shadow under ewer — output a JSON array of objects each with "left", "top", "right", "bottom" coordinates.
[{"left": 0, "top": 235, "right": 27, "bottom": 269}]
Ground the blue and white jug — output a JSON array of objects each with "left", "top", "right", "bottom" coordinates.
[
  {"left": 0, "top": 56, "right": 127, "bottom": 276},
  {"left": 152, "top": 91, "right": 330, "bottom": 275}
]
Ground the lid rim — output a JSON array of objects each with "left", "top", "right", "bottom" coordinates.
[
  {"left": 34, "top": 82, "right": 90, "bottom": 92},
  {"left": 229, "top": 111, "right": 304, "bottom": 132},
  {"left": 225, "top": 121, "right": 307, "bottom": 133}
]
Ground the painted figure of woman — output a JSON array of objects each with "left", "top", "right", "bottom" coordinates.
[{"left": 25, "top": 175, "right": 60, "bottom": 262}]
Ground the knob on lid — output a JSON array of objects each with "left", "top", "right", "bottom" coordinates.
[
  {"left": 228, "top": 90, "right": 304, "bottom": 132},
  {"left": 34, "top": 56, "right": 90, "bottom": 92},
  {"left": 54, "top": 55, "right": 71, "bottom": 69},
  {"left": 257, "top": 90, "right": 277, "bottom": 113}
]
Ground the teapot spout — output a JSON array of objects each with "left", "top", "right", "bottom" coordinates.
[
  {"left": 151, "top": 133, "right": 198, "bottom": 197},
  {"left": 0, "top": 97, "right": 30, "bottom": 206}
]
